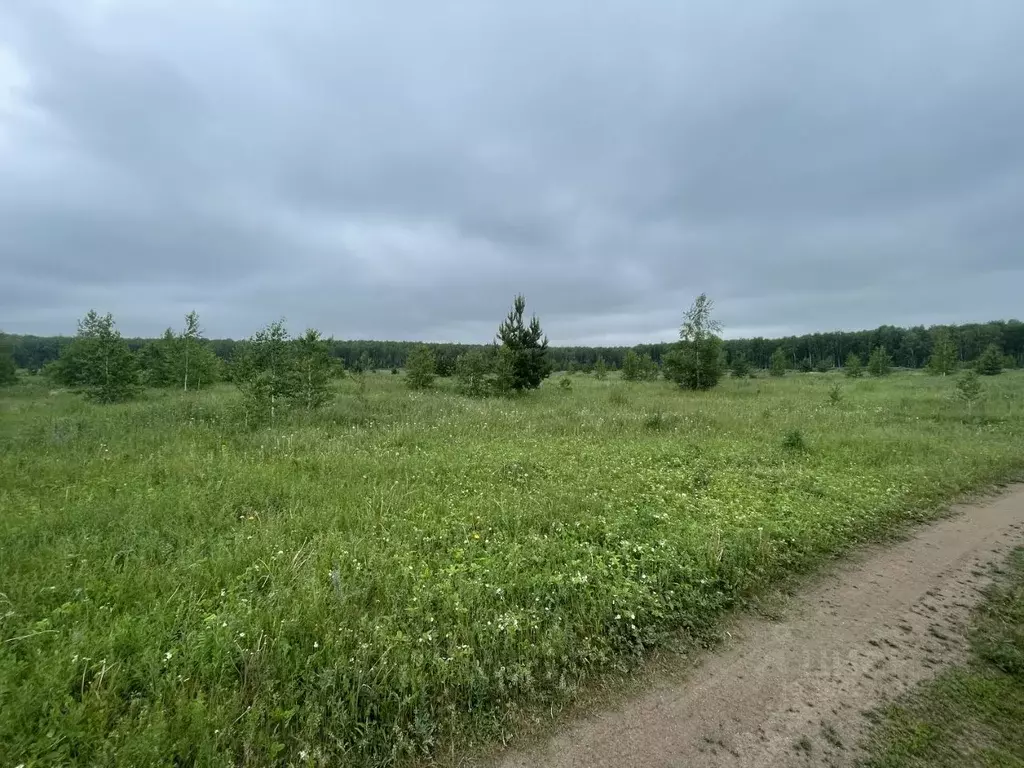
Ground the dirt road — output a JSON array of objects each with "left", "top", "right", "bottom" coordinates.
[{"left": 491, "top": 487, "right": 1024, "bottom": 768}]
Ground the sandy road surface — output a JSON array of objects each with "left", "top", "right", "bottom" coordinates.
[{"left": 490, "top": 487, "right": 1024, "bottom": 768}]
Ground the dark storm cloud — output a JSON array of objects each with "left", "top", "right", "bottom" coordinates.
[{"left": 2, "top": 0, "right": 1023, "bottom": 343}]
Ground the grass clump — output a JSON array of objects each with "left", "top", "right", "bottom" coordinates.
[
  {"left": 2, "top": 373, "right": 1024, "bottom": 765},
  {"left": 781, "top": 427, "right": 807, "bottom": 451}
]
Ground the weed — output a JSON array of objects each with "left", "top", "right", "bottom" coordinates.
[
  {"left": 643, "top": 411, "right": 673, "bottom": 431},
  {"left": 781, "top": 427, "right": 807, "bottom": 451}
]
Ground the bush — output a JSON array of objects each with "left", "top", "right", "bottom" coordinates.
[
  {"left": 844, "top": 352, "right": 863, "bottom": 378},
  {"left": 406, "top": 346, "right": 436, "bottom": 390},
  {"left": 609, "top": 387, "right": 630, "bottom": 406},
  {"left": 769, "top": 347, "right": 788, "bottom": 377},
  {"left": 730, "top": 354, "right": 751, "bottom": 379},
  {"left": 827, "top": 383, "right": 843, "bottom": 405},
  {"left": 868, "top": 346, "right": 893, "bottom": 377},
  {"left": 782, "top": 428, "right": 807, "bottom": 451},
  {"left": 954, "top": 370, "right": 983, "bottom": 413},
  {"left": 455, "top": 350, "right": 491, "bottom": 398},
  {"left": 975, "top": 344, "right": 1004, "bottom": 376}
]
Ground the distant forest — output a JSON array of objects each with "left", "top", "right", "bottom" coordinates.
[{"left": 7, "top": 318, "right": 1024, "bottom": 375}]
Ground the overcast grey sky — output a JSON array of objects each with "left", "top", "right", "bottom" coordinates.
[{"left": 2, "top": 1, "right": 1022, "bottom": 344}]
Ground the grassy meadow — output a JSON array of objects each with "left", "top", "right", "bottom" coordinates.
[{"left": 2, "top": 370, "right": 1024, "bottom": 765}]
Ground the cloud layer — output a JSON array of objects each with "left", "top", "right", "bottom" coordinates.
[{"left": 3, "top": 1, "right": 1023, "bottom": 343}]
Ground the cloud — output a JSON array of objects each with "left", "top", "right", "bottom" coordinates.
[{"left": 2, "top": 0, "right": 1023, "bottom": 343}]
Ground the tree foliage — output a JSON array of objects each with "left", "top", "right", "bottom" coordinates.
[
  {"left": 621, "top": 349, "right": 643, "bottom": 381},
  {"left": 291, "top": 329, "right": 335, "bottom": 410},
  {"left": 927, "top": 329, "right": 958, "bottom": 376},
  {"left": 455, "top": 349, "right": 492, "bottom": 397},
  {"left": 975, "top": 343, "right": 1004, "bottom": 376},
  {"left": 769, "top": 347, "right": 788, "bottom": 377},
  {"left": 867, "top": 346, "right": 893, "bottom": 377},
  {"left": 844, "top": 352, "right": 863, "bottom": 378},
  {"left": 0, "top": 332, "right": 17, "bottom": 386},
  {"left": 495, "top": 295, "right": 550, "bottom": 392},
  {"left": 730, "top": 353, "right": 751, "bottom": 379},
  {"left": 406, "top": 345, "right": 436, "bottom": 390},
  {"left": 954, "top": 369, "right": 983, "bottom": 413},
  {"left": 234, "top": 320, "right": 293, "bottom": 424},
  {"left": 622, "top": 349, "right": 658, "bottom": 381},
  {"left": 140, "top": 312, "right": 219, "bottom": 390},
  {"left": 663, "top": 294, "right": 725, "bottom": 391},
  {"left": 593, "top": 357, "right": 608, "bottom": 380},
  {"left": 55, "top": 311, "right": 140, "bottom": 403}
]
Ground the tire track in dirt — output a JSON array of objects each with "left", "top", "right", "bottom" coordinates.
[{"left": 489, "top": 487, "right": 1024, "bottom": 768}]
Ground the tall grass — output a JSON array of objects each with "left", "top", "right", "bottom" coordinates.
[{"left": 2, "top": 372, "right": 1024, "bottom": 765}]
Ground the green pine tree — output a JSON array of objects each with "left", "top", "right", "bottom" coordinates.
[
  {"left": 593, "top": 357, "right": 608, "bottom": 380},
  {"left": 495, "top": 295, "right": 550, "bottom": 391},
  {"left": 730, "top": 353, "right": 751, "bottom": 378},
  {"left": 975, "top": 343, "right": 1004, "bottom": 376},
  {"left": 954, "top": 369, "right": 983, "bottom": 414}
]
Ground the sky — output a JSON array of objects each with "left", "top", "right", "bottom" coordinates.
[{"left": 2, "top": 1, "right": 1022, "bottom": 345}]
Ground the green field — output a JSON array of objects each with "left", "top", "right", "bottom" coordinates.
[{"left": 2, "top": 371, "right": 1024, "bottom": 765}]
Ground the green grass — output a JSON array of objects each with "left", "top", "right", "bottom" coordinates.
[
  {"left": 862, "top": 547, "right": 1024, "bottom": 767},
  {"left": 2, "top": 371, "right": 1024, "bottom": 766}
]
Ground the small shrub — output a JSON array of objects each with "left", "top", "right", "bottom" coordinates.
[
  {"left": 643, "top": 411, "right": 674, "bottom": 431},
  {"left": 730, "top": 354, "right": 751, "bottom": 378},
  {"left": 954, "top": 370, "right": 983, "bottom": 413},
  {"left": 609, "top": 387, "right": 629, "bottom": 406},
  {"left": 827, "top": 383, "right": 843, "bottom": 405},
  {"left": 455, "top": 350, "right": 491, "bottom": 398},
  {"left": 406, "top": 346, "right": 436, "bottom": 390},
  {"left": 558, "top": 376, "right": 572, "bottom": 392},
  {"left": 975, "top": 344, "right": 1004, "bottom": 376},
  {"left": 868, "top": 346, "right": 893, "bottom": 377},
  {"left": 844, "top": 352, "right": 863, "bottom": 378},
  {"left": 770, "top": 347, "right": 788, "bottom": 377},
  {"left": 782, "top": 428, "right": 807, "bottom": 451}
]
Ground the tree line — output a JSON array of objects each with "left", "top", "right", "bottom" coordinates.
[{"left": 7, "top": 318, "right": 1022, "bottom": 377}]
